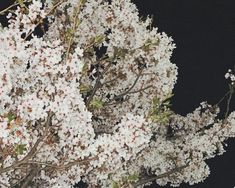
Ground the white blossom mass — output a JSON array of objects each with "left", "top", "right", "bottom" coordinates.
[{"left": 0, "top": 0, "right": 234, "bottom": 187}]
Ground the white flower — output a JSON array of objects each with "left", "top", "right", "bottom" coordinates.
[{"left": 75, "top": 47, "right": 84, "bottom": 57}]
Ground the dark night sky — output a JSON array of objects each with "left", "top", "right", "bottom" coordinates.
[{"left": 1, "top": 1, "right": 235, "bottom": 188}]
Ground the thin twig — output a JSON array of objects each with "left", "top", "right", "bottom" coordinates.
[
  {"left": 105, "top": 71, "right": 142, "bottom": 105},
  {"left": 10, "top": 172, "right": 29, "bottom": 187},
  {"left": 128, "top": 85, "right": 153, "bottom": 95},
  {"left": 132, "top": 164, "right": 189, "bottom": 187},
  {"left": 65, "top": 3, "right": 81, "bottom": 61},
  {"left": 104, "top": 97, "right": 130, "bottom": 107},
  {"left": 101, "top": 75, "right": 121, "bottom": 86},
  {"left": 225, "top": 85, "right": 234, "bottom": 118},
  {"left": 0, "top": 112, "right": 53, "bottom": 174},
  {"left": 55, "top": 156, "right": 98, "bottom": 171},
  {"left": 215, "top": 90, "right": 230, "bottom": 107},
  {"left": 0, "top": 181, "right": 9, "bottom": 188},
  {"left": 20, "top": 165, "right": 39, "bottom": 188},
  {"left": 86, "top": 75, "right": 102, "bottom": 106},
  {"left": 86, "top": 62, "right": 112, "bottom": 106},
  {"left": 24, "top": 0, "right": 65, "bottom": 40},
  {"left": 0, "top": 1, "right": 30, "bottom": 15}
]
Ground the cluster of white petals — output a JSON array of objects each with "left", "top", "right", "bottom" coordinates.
[
  {"left": 225, "top": 69, "right": 235, "bottom": 85},
  {"left": 0, "top": 0, "right": 234, "bottom": 187}
]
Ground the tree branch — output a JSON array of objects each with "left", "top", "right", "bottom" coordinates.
[
  {"left": 65, "top": 2, "right": 81, "bottom": 61},
  {"left": 104, "top": 70, "right": 143, "bottom": 105},
  {"left": 225, "top": 85, "right": 234, "bottom": 118},
  {"left": 132, "top": 164, "right": 189, "bottom": 187},
  {"left": 0, "top": 1, "right": 31, "bottom": 15},
  {"left": 86, "top": 61, "right": 112, "bottom": 106},
  {"left": 0, "top": 112, "right": 53, "bottom": 174},
  {"left": 24, "top": 0, "right": 65, "bottom": 40},
  {"left": 20, "top": 165, "right": 39, "bottom": 188},
  {"left": 128, "top": 85, "right": 153, "bottom": 95}
]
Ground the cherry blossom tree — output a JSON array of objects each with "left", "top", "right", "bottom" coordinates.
[{"left": 0, "top": 0, "right": 234, "bottom": 187}]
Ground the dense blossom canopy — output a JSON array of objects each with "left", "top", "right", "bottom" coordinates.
[{"left": 0, "top": 0, "right": 234, "bottom": 187}]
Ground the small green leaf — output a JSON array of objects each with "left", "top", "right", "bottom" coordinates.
[
  {"left": 7, "top": 112, "right": 15, "bottom": 122},
  {"left": 113, "top": 47, "right": 129, "bottom": 59},
  {"left": 90, "top": 98, "right": 104, "bottom": 109},
  {"left": 127, "top": 173, "right": 139, "bottom": 182},
  {"left": 112, "top": 181, "right": 119, "bottom": 188},
  {"left": 17, "top": 0, "right": 25, "bottom": 7},
  {"left": 149, "top": 111, "right": 172, "bottom": 124},
  {"left": 149, "top": 94, "right": 174, "bottom": 124},
  {"left": 76, "top": 19, "right": 81, "bottom": 27},
  {"left": 80, "top": 0, "right": 87, "bottom": 5},
  {"left": 15, "top": 144, "right": 27, "bottom": 155},
  {"left": 66, "top": 28, "right": 74, "bottom": 37},
  {"left": 95, "top": 35, "right": 104, "bottom": 44},
  {"left": 79, "top": 84, "right": 91, "bottom": 94},
  {"left": 152, "top": 96, "right": 160, "bottom": 106},
  {"left": 163, "top": 93, "right": 174, "bottom": 102}
]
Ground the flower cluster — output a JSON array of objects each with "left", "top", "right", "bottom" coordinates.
[
  {"left": 225, "top": 69, "right": 235, "bottom": 85},
  {"left": 0, "top": 0, "right": 234, "bottom": 188}
]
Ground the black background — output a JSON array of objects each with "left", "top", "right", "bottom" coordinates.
[{"left": 1, "top": 1, "right": 235, "bottom": 188}]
